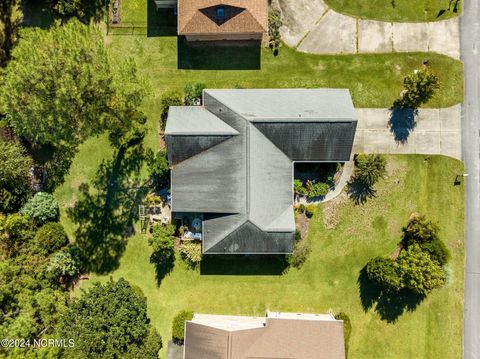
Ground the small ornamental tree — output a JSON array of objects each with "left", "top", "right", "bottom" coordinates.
[
  {"left": 148, "top": 224, "right": 176, "bottom": 282},
  {"left": 60, "top": 278, "right": 162, "bottom": 358},
  {"left": 402, "top": 214, "right": 450, "bottom": 266},
  {"left": 20, "top": 192, "right": 59, "bottom": 224},
  {"left": 354, "top": 153, "right": 387, "bottom": 187},
  {"left": 399, "top": 68, "right": 440, "bottom": 108},
  {"left": 396, "top": 244, "right": 446, "bottom": 295},
  {"left": 33, "top": 222, "right": 69, "bottom": 256},
  {"left": 172, "top": 310, "right": 194, "bottom": 344}
]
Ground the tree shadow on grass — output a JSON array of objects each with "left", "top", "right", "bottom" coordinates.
[
  {"left": 200, "top": 255, "right": 288, "bottom": 275},
  {"left": 388, "top": 106, "right": 418, "bottom": 144},
  {"left": 346, "top": 179, "right": 377, "bottom": 205},
  {"left": 358, "top": 267, "right": 425, "bottom": 323},
  {"left": 152, "top": 254, "right": 175, "bottom": 286},
  {"left": 67, "top": 138, "right": 149, "bottom": 274}
]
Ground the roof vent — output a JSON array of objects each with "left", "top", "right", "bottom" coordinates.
[{"left": 216, "top": 6, "right": 225, "bottom": 20}]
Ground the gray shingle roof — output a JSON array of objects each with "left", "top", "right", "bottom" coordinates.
[{"left": 165, "top": 89, "right": 357, "bottom": 254}]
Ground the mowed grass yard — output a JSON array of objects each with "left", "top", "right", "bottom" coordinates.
[
  {"left": 324, "top": 0, "right": 462, "bottom": 22},
  {"left": 73, "top": 155, "right": 464, "bottom": 359}
]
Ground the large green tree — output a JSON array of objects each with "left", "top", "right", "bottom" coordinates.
[
  {"left": 0, "top": 0, "right": 21, "bottom": 67},
  {"left": 0, "top": 139, "right": 32, "bottom": 213},
  {"left": 0, "top": 19, "right": 146, "bottom": 161},
  {"left": 59, "top": 278, "right": 162, "bottom": 358}
]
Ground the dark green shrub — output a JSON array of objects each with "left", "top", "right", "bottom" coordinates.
[
  {"left": 397, "top": 244, "right": 446, "bottom": 295},
  {"left": 402, "top": 213, "right": 439, "bottom": 246},
  {"left": 183, "top": 83, "right": 206, "bottom": 105},
  {"left": 160, "top": 91, "right": 182, "bottom": 128},
  {"left": 34, "top": 222, "right": 69, "bottom": 255},
  {"left": 179, "top": 242, "right": 202, "bottom": 269},
  {"left": 20, "top": 192, "right": 59, "bottom": 224},
  {"left": 354, "top": 154, "right": 387, "bottom": 187},
  {"left": 0, "top": 213, "right": 35, "bottom": 257},
  {"left": 418, "top": 239, "right": 450, "bottom": 266},
  {"left": 305, "top": 204, "right": 316, "bottom": 218},
  {"left": 149, "top": 149, "right": 169, "bottom": 189},
  {"left": 172, "top": 310, "right": 194, "bottom": 344},
  {"left": 297, "top": 204, "right": 305, "bottom": 214},
  {"left": 365, "top": 257, "right": 403, "bottom": 292},
  {"left": 47, "top": 246, "right": 82, "bottom": 280},
  {"left": 334, "top": 312, "right": 352, "bottom": 357}
]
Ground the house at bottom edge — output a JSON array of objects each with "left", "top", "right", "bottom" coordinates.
[
  {"left": 183, "top": 311, "right": 346, "bottom": 359},
  {"left": 165, "top": 89, "right": 357, "bottom": 254}
]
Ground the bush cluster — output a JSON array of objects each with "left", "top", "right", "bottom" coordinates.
[
  {"left": 172, "top": 310, "right": 194, "bottom": 344},
  {"left": 305, "top": 204, "right": 316, "bottom": 219},
  {"left": 365, "top": 214, "right": 449, "bottom": 296},
  {"left": 34, "top": 222, "right": 69, "bottom": 256},
  {"left": 398, "top": 68, "right": 439, "bottom": 108},
  {"left": 268, "top": 9, "right": 282, "bottom": 55},
  {"left": 20, "top": 192, "right": 59, "bottom": 225},
  {"left": 179, "top": 242, "right": 202, "bottom": 268}
]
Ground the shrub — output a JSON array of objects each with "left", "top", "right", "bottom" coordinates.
[
  {"left": 402, "top": 213, "right": 439, "bottom": 246},
  {"left": 365, "top": 257, "right": 403, "bottom": 292},
  {"left": 179, "top": 242, "right": 202, "bottom": 268},
  {"left": 293, "top": 179, "right": 306, "bottom": 195},
  {"left": 417, "top": 239, "right": 450, "bottom": 266},
  {"left": 334, "top": 312, "right": 352, "bottom": 356},
  {"left": 305, "top": 204, "right": 316, "bottom": 218},
  {"left": 172, "top": 310, "right": 194, "bottom": 344},
  {"left": 47, "top": 246, "right": 82, "bottom": 280},
  {"left": 297, "top": 204, "right": 306, "bottom": 214},
  {"left": 268, "top": 9, "right": 282, "bottom": 55},
  {"left": 20, "top": 192, "right": 59, "bottom": 224},
  {"left": 0, "top": 213, "right": 35, "bottom": 257},
  {"left": 34, "top": 222, "right": 69, "bottom": 255},
  {"left": 183, "top": 83, "right": 206, "bottom": 105},
  {"left": 397, "top": 244, "right": 446, "bottom": 295},
  {"left": 149, "top": 149, "right": 169, "bottom": 189},
  {"left": 305, "top": 180, "right": 330, "bottom": 198},
  {"left": 354, "top": 154, "right": 387, "bottom": 187},
  {"left": 287, "top": 239, "right": 311, "bottom": 269},
  {"left": 160, "top": 91, "right": 182, "bottom": 128}
]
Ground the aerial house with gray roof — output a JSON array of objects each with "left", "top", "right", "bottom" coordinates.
[{"left": 165, "top": 89, "right": 357, "bottom": 254}]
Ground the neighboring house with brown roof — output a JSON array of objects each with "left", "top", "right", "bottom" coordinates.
[
  {"left": 183, "top": 311, "right": 346, "bottom": 359},
  {"left": 177, "top": 0, "right": 268, "bottom": 41}
]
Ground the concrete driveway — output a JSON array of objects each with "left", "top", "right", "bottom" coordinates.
[
  {"left": 277, "top": 0, "right": 460, "bottom": 59},
  {"left": 353, "top": 105, "right": 462, "bottom": 159}
]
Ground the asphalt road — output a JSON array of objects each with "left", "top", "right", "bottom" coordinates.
[{"left": 461, "top": 0, "right": 480, "bottom": 358}]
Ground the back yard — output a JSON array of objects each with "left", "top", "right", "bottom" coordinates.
[{"left": 73, "top": 155, "right": 464, "bottom": 359}]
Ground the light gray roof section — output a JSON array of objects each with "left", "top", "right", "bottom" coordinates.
[
  {"left": 171, "top": 135, "right": 245, "bottom": 213},
  {"left": 204, "top": 89, "right": 357, "bottom": 121},
  {"left": 165, "top": 106, "right": 239, "bottom": 135},
  {"left": 248, "top": 124, "right": 294, "bottom": 231}
]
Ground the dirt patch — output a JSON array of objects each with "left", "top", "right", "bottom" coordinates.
[
  {"left": 295, "top": 213, "right": 309, "bottom": 239},
  {"left": 322, "top": 191, "right": 348, "bottom": 229}
]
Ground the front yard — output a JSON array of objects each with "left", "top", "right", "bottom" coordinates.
[{"left": 73, "top": 155, "right": 464, "bottom": 359}]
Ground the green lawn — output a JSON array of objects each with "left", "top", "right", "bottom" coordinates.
[
  {"left": 106, "top": 35, "right": 463, "bottom": 112},
  {"left": 71, "top": 155, "right": 464, "bottom": 359},
  {"left": 324, "top": 0, "right": 462, "bottom": 22}
]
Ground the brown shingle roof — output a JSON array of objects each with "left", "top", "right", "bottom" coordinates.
[
  {"left": 178, "top": 0, "right": 268, "bottom": 35},
  {"left": 184, "top": 312, "right": 346, "bottom": 359}
]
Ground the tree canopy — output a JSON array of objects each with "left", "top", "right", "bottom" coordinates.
[
  {"left": 0, "top": 19, "right": 147, "bottom": 153},
  {"left": 60, "top": 278, "right": 162, "bottom": 358}
]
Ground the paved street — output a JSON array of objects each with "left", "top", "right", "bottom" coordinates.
[
  {"left": 353, "top": 106, "right": 462, "bottom": 159},
  {"left": 461, "top": 0, "right": 480, "bottom": 358}
]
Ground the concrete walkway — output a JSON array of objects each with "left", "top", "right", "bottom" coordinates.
[
  {"left": 277, "top": 0, "right": 460, "bottom": 59},
  {"left": 353, "top": 105, "right": 462, "bottom": 160}
]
